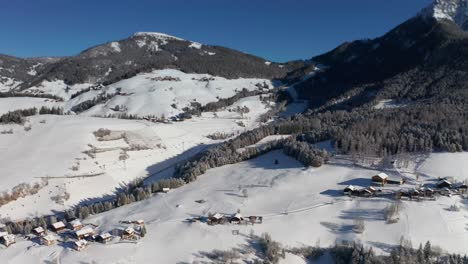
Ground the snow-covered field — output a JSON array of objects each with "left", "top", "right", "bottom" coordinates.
[
  {"left": 0, "top": 97, "right": 63, "bottom": 115},
  {"left": 33, "top": 69, "right": 274, "bottom": 118},
  {"left": 0, "top": 90, "right": 272, "bottom": 220},
  {"left": 1, "top": 150, "right": 467, "bottom": 263}
]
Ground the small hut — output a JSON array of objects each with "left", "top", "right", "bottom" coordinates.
[
  {"left": 96, "top": 232, "right": 112, "bottom": 244},
  {"left": 371, "top": 173, "right": 389, "bottom": 185},
  {"left": 0, "top": 234, "right": 15, "bottom": 247},
  {"left": 51, "top": 221, "right": 66, "bottom": 233},
  {"left": 162, "top": 188, "right": 171, "bottom": 193},
  {"left": 437, "top": 180, "right": 452, "bottom": 189},
  {"left": 75, "top": 226, "right": 94, "bottom": 240},
  {"left": 69, "top": 219, "right": 83, "bottom": 231},
  {"left": 33, "top": 227, "right": 46, "bottom": 236},
  {"left": 230, "top": 213, "right": 243, "bottom": 224},
  {"left": 73, "top": 240, "right": 88, "bottom": 251},
  {"left": 40, "top": 234, "right": 57, "bottom": 246}
]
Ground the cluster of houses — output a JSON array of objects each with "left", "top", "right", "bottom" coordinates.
[
  {"left": 203, "top": 213, "right": 263, "bottom": 226},
  {"left": 343, "top": 172, "right": 468, "bottom": 200},
  {"left": 0, "top": 218, "right": 146, "bottom": 251}
]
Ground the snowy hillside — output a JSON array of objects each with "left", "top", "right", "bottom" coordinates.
[
  {"left": 65, "top": 69, "right": 274, "bottom": 118},
  {"left": 1, "top": 150, "right": 467, "bottom": 263},
  {"left": 0, "top": 91, "right": 274, "bottom": 220}
]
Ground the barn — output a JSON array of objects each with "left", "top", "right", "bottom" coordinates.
[{"left": 371, "top": 173, "right": 389, "bottom": 185}]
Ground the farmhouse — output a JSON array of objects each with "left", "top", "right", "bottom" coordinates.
[
  {"left": 33, "top": 226, "right": 45, "bottom": 236},
  {"left": 51, "top": 221, "right": 66, "bottom": 232},
  {"left": 75, "top": 226, "right": 94, "bottom": 240},
  {"left": 69, "top": 219, "right": 83, "bottom": 231},
  {"left": 0, "top": 234, "right": 15, "bottom": 247},
  {"left": 122, "top": 227, "right": 135, "bottom": 239},
  {"left": 371, "top": 173, "right": 389, "bottom": 185},
  {"left": 73, "top": 240, "right": 88, "bottom": 251},
  {"left": 96, "top": 232, "right": 112, "bottom": 244},
  {"left": 230, "top": 213, "right": 243, "bottom": 224},
  {"left": 40, "top": 234, "right": 57, "bottom": 246},
  {"left": 437, "top": 180, "right": 452, "bottom": 189}
]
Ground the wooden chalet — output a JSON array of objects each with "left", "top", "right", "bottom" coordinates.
[
  {"left": 33, "top": 226, "right": 45, "bottom": 236},
  {"left": 51, "top": 221, "right": 66, "bottom": 233},
  {"left": 96, "top": 232, "right": 112, "bottom": 244},
  {"left": 122, "top": 227, "right": 135, "bottom": 239},
  {"left": 69, "top": 219, "right": 83, "bottom": 231},
  {"left": 40, "top": 234, "right": 57, "bottom": 246},
  {"left": 75, "top": 226, "right": 94, "bottom": 240},
  {"left": 371, "top": 173, "right": 389, "bottom": 185},
  {"left": 207, "top": 213, "right": 224, "bottom": 225},
  {"left": 73, "top": 240, "right": 88, "bottom": 251},
  {"left": 229, "top": 213, "right": 243, "bottom": 224},
  {"left": 0, "top": 233, "right": 15, "bottom": 247},
  {"left": 343, "top": 185, "right": 357, "bottom": 195},
  {"left": 437, "top": 180, "right": 452, "bottom": 189},
  {"left": 420, "top": 187, "right": 435, "bottom": 197},
  {"left": 0, "top": 223, "right": 6, "bottom": 232},
  {"left": 387, "top": 178, "right": 404, "bottom": 185}
]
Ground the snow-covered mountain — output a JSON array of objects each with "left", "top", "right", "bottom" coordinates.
[
  {"left": 4, "top": 32, "right": 300, "bottom": 93},
  {"left": 421, "top": 0, "right": 468, "bottom": 30}
]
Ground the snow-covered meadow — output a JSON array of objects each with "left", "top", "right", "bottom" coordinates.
[{"left": 1, "top": 150, "right": 467, "bottom": 263}]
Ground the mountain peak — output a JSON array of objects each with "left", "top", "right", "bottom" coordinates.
[
  {"left": 132, "top": 32, "right": 185, "bottom": 41},
  {"left": 421, "top": 0, "right": 468, "bottom": 30}
]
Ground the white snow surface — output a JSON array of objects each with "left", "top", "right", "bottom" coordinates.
[
  {"left": 1, "top": 150, "right": 468, "bottom": 263},
  {"left": 421, "top": 0, "right": 468, "bottom": 28},
  {"left": 188, "top": 42, "right": 202, "bottom": 49},
  {"left": 0, "top": 97, "right": 63, "bottom": 115},
  {"left": 68, "top": 69, "right": 273, "bottom": 118},
  {"left": 109, "top": 42, "right": 121, "bottom": 52}
]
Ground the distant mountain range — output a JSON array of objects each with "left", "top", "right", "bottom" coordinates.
[
  {"left": 0, "top": 0, "right": 466, "bottom": 113},
  {"left": 0, "top": 32, "right": 304, "bottom": 93}
]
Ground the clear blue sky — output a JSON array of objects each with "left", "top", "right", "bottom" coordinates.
[{"left": 1, "top": 0, "right": 432, "bottom": 62}]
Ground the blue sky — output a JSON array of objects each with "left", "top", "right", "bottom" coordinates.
[{"left": 1, "top": 0, "right": 432, "bottom": 62}]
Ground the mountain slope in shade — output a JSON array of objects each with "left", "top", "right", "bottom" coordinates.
[{"left": 294, "top": 1, "right": 468, "bottom": 110}]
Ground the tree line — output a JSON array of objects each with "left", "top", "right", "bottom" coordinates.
[{"left": 0, "top": 106, "right": 66, "bottom": 124}]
